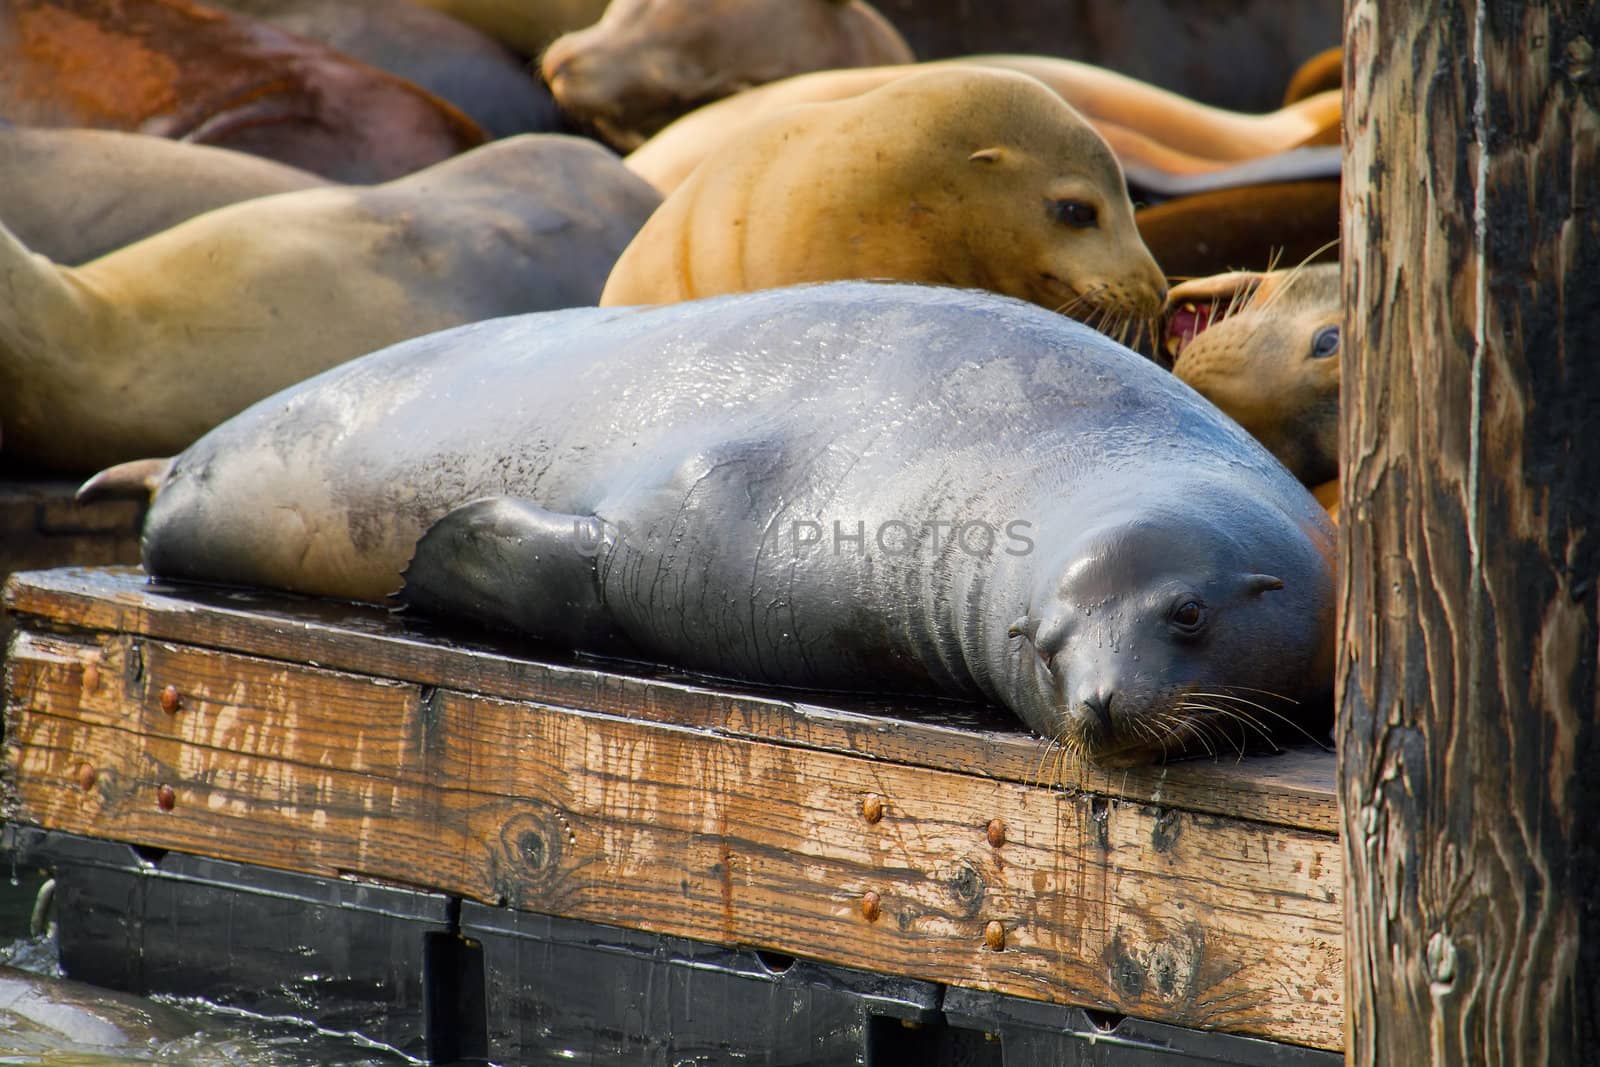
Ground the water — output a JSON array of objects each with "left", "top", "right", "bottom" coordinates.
[{"left": 0, "top": 873, "right": 416, "bottom": 1067}]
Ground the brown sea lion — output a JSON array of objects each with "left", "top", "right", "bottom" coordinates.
[
  {"left": 599, "top": 68, "right": 1167, "bottom": 328},
  {"left": 624, "top": 60, "right": 1342, "bottom": 196},
  {"left": 1164, "top": 263, "right": 1340, "bottom": 488},
  {"left": 1283, "top": 46, "right": 1343, "bottom": 106},
  {"left": 202, "top": 0, "right": 565, "bottom": 138},
  {"left": 0, "top": 135, "right": 660, "bottom": 475},
  {"left": 0, "top": 0, "right": 486, "bottom": 182},
  {"left": 1133, "top": 178, "right": 1340, "bottom": 280},
  {"left": 0, "top": 127, "right": 327, "bottom": 265},
  {"left": 410, "top": 0, "right": 606, "bottom": 58},
  {"left": 542, "top": 0, "right": 914, "bottom": 151}
]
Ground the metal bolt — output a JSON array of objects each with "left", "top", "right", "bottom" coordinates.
[
  {"left": 160, "top": 685, "right": 181, "bottom": 714},
  {"left": 157, "top": 785, "right": 176, "bottom": 811},
  {"left": 984, "top": 920, "right": 1006, "bottom": 952},
  {"left": 861, "top": 891, "right": 882, "bottom": 923},
  {"left": 75, "top": 763, "right": 97, "bottom": 791},
  {"left": 986, "top": 819, "right": 1006, "bottom": 848},
  {"left": 861, "top": 793, "right": 885, "bottom": 824}
]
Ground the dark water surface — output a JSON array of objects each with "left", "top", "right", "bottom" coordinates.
[{"left": 0, "top": 870, "right": 415, "bottom": 1067}]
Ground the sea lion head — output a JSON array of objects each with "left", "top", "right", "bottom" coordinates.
[
  {"left": 1003, "top": 490, "right": 1334, "bottom": 767},
  {"left": 1165, "top": 263, "right": 1340, "bottom": 485},
  {"left": 541, "top": 0, "right": 913, "bottom": 151},
  {"left": 893, "top": 69, "right": 1168, "bottom": 329}
]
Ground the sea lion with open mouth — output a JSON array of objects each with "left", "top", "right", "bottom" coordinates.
[
  {"left": 1164, "top": 263, "right": 1340, "bottom": 490},
  {"left": 125, "top": 282, "right": 1336, "bottom": 767}
]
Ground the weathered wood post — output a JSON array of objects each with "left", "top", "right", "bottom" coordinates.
[{"left": 1341, "top": 1, "right": 1599, "bottom": 1063}]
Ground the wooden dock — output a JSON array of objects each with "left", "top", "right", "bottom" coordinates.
[{"left": 3, "top": 566, "right": 1343, "bottom": 1054}]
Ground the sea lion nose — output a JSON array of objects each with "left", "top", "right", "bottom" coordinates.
[{"left": 1080, "top": 690, "right": 1115, "bottom": 732}]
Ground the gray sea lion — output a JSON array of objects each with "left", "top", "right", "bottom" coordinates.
[
  {"left": 1165, "top": 263, "right": 1340, "bottom": 488},
  {"left": 202, "top": 0, "right": 565, "bottom": 138},
  {"left": 1, "top": 135, "right": 660, "bottom": 475},
  {"left": 0, "top": 127, "right": 327, "bottom": 265},
  {"left": 136, "top": 282, "right": 1336, "bottom": 767}
]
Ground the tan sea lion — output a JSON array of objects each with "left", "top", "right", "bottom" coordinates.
[
  {"left": 0, "top": 135, "right": 661, "bottom": 476},
  {"left": 600, "top": 68, "right": 1167, "bottom": 328},
  {"left": 0, "top": 0, "right": 486, "bottom": 182},
  {"left": 1163, "top": 263, "right": 1340, "bottom": 488},
  {"left": 410, "top": 0, "right": 606, "bottom": 58},
  {"left": 0, "top": 127, "right": 327, "bottom": 265},
  {"left": 624, "top": 60, "right": 1342, "bottom": 196},
  {"left": 541, "top": 0, "right": 913, "bottom": 151},
  {"left": 877, "top": 0, "right": 1340, "bottom": 114}
]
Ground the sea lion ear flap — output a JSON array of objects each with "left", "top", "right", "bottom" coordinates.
[
  {"left": 1007, "top": 615, "right": 1036, "bottom": 641},
  {"left": 1242, "top": 574, "right": 1286, "bottom": 595},
  {"left": 969, "top": 147, "right": 1006, "bottom": 165},
  {"left": 399, "top": 496, "right": 629, "bottom": 649}
]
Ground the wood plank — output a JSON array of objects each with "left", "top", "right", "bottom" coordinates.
[
  {"left": 3, "top": 567, "right": 1338, "bottom": 833},
  {"left": 4, "top": 630, "right": 1344, "bottom": 1050}
]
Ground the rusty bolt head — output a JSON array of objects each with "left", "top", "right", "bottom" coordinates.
[
  {"left": 157, "top": 785, "right": 176, "bottom": 811},
  {"left": 75, "top": 763, "right": 98, "bottom": 791},
  {"left": 861, "top": 891, "right": 882, "bottom": 923},
  {"left": 82, "top": 663, "right": 100, "bottom": 693},
  {"left": 984, "top": 920, "right": 1006, "bottom": 952},
  {"left": 986, "top": 819, "right": 1006, "bottom": 848},
  {"left": 159, "top": 685, "right": 181, "bottom": 714},
  {"left": 861, "top": 794, "right": 885, "bottom": 824}
]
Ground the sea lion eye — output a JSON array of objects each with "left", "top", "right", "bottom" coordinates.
[
  {"left": 1169, "top": 598, "right": 1207, "bottom": 635},
  {"left": 1051, "top": 199, "right": 1098, "bottom": 228},
  {"left": 1309, "top": 325, "right": 1340, "bottom": 359}
]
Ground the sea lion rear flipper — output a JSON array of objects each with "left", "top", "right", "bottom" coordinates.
[
  {"left": 400, "top": 497, "right": 628, "bottom": 648},
  {"left": 76, "top": 457, "right": 173, "bottom": 504}
]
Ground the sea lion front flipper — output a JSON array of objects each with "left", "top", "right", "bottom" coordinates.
[{"left": 399, "top": 497, "right": 630, "bottom": 649}]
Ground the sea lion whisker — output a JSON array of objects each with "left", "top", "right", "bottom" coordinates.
[
  {"left": 1031, "top": 734, "right": 1061, "bottom": 790},
  {"left": 1206, "top": 683, "right": 1299, "bottom": 704},
  {"left": 1206, "top": 707, "right": 1277, "bottom": 751},
  {"left": 1187, "top": 691, "right": 1326, "bottom": 749}
]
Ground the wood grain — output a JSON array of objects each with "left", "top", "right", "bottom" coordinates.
[
  {"left": 0, "top": 484, "right": 143, "bottom": 659},
  {"left": 3, "top": 567, "right": 1338, "bottom": 833},
  {"left": 1341, "top": 1, "right": 1600, "bottom": 1062},
  {"left": 4, "top": 629, "right": 1345, "bottom": 1049}
]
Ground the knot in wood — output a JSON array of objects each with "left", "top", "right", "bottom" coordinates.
[
  {"left": 1426, "top": 931, "right": 1457, "bottom": 986},
  {"left": 518, "top": 830, "right": 547, "bottom": 870},
  {"left": 947, "top": 860, "right": 987, "bottom": 919},
  {"left": 1565, "top": 36, "right": 1594, "bottom": 81}
]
